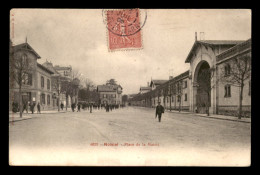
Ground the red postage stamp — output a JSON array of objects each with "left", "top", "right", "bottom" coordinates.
[{"left": 105, "top": 9, "right": 143, "bottom": 51}]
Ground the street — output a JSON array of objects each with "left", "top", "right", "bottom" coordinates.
[{"left": 9, "top": 107, "right": 251, "bottom": 166}]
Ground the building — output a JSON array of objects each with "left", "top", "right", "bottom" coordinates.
[
  {"left": 150, "top": 79, "right": 168, "bottom": 90},
  {"left": 139, "top": 86, "right": 152, "bottom": 94},
  {"left": 97, "top": 84, "right": 123, "bottom": 105},
  {"left": 129, "top": 36, "right": 251, "bottom": 117},
  {"left": 215, "top": 39, "right": 251, "bottom": 116},
  {"left": 42, "top": 60, "right": 72, "bottom": 109},
  {"left": 54, "top": 65, "right": 72, "bottom": 79},
  {"left": 9, "top": 42, "right": 56, "bottom": 111}
]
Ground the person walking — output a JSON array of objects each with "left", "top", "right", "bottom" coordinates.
[
  {"left": 30, "top": 102, "right": 35, "bottom": 114},
  {"left": 71, "top": 103, "right": 75, "bottom": 112},
  {"left": 61, "top": 103, "right": 64, "bottom": 110},
  {"left": 90, "top": 103, "right": 92, "bottom": 113},
  {"left": 37, "top": 102, "right": 41, "bottom": 114},
  {"left": 155, "top": 101, "right": 164, "bottom": 122},
  {"left": 77, "top": 103, "right": 81, "bottom": 112}
]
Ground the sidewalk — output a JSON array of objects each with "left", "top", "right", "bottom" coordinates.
[
  {"left": 9, "top": 113, "right": 32, "bottom": 123},
  {"left": 166, "top": 109, "right": 251, "bottom": 123},
  {"left": 9, "top": 110, "right": 67, "bottom": 123}
]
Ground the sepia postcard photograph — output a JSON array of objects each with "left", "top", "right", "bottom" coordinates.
[{"left": 9, "top": 9, "right": 251, "bottom": 166}]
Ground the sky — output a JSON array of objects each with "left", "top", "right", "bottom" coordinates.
[{"left": 10, "top": 9, "right": 251, "bottom": 94}]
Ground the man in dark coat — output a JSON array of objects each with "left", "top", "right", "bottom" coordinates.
[
  {"left": 77, "top": 103, "right": 81, "bottom": 112},
  {"left": 155, "top": 101, "right": 164, "bottom": 122},
  {"left": 37, "top": 102, "right": 41, "bottom": 114}
]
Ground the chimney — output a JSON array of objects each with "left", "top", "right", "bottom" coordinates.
[
  {"left": 147, "top": 82, "right": 149, "bottom": 87},
  {"left": 169, "top": 76, "right": 173, "bottom": 80},
  {"left": 195, "top": 32, "right": 197, "bottom": 41}
]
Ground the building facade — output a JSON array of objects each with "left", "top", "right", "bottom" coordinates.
[
  {"left": 97, "top": 84, "right": 123, "bottom": 105},
  {"left": 129, "top": 37, "right": 251, "bottom": 117},
  {"left": 9, "top": 42, "right": 56, "bottom": 111}
]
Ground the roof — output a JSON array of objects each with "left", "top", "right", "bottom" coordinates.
[
  {"left": 185, "top": 40, "right": 245, "bottom": 63},
  {"left": 150, "top": 80, "right": 168, "bottom": 86},
  {"left": 140, "top": 87, "right": 152, "bottom": 91},
  {"left": 216, "top": 38, "right": 251, "bottom": 64},
  {"left": 13, "top": 43, "right": 41, "bottom": 59},
  {"left": 42, "top": 61, "right": 60, "bottom": 75},
  {"left": 97, "top": 85, "right": 118, "bottom": 92},
  {"left": 54, "top": 65, "right": 72, "bottom": 70},
  {"left": 37, "top": 63, "right": 54, "bottom": 74}
]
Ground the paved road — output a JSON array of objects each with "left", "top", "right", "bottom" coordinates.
[{"left": 9, "top": 107, "right": 251, "bottom": 166}]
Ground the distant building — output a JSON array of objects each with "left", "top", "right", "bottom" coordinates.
[
  {"left": 54, "top": 65, "right": 72, "bottom": 79},
  {"left": 97, "top": 84, "right": 123, "bottom": 105},
  {"left": 139, "top": 86, "right": 152, "bottom": 94},
  {"left": 150, "top": 80, "right": 168, "bottom": 90}
]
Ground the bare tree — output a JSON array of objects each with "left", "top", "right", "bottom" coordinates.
[
  {"left": 176, "top": 80, "right": 183, "bottom": 112},
  {"left": 197, "top": 68, "right": 215, "bottom": 116},
  {"left": 10, "top": 51, "right": 34, "bottom": 117},
  {"left": 219, "top": 55, "right": 251, "bottom": 119},
  {"left": 51, "top": 75, "right": 69, "bottom": 111}
]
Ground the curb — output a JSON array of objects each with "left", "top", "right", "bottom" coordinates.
[
  {"left": 165, "top": 110, "right": 251, "bottom": 123},
  {"left": 192, "top": 114, "right": 251, "bottom": 123},
  {"left": 9, "top": 117, "right": 33, "bottom": 123}
]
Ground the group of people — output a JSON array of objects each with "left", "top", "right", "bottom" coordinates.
[
  {"left": 12, "top": 101, "right": 42, "bottom": 114},
  {"left": 71, "top": 103, "right": 81, "bottom": 112}
]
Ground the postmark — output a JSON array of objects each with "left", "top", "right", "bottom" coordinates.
[{"left": 102, "top": 9, "right": 147, "bottom": 51}]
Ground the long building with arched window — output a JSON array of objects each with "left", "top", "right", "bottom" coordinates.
[{"left": 129, "top": 37, "right": 251, "bottom": 117}]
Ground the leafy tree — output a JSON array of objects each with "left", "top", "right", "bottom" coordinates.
[{"left": 106, "top": 79, "right": 117, "bottom": 85}]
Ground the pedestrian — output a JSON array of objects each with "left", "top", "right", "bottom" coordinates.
[
  {"left": 30, "top": 102, "right": 35, "bottom": 114},
  {"left": 77, "top": 103, "right": 81, "bottom": 112},
  {"left": 106, "top": 103, "right": 109, "bottom": 112},
  {"left": 155, "top": 101, "right": 164, "bottom": 122},
  {"left": 27, "top": 101, "right": 30, "bottom": 113},
  {"left": 37, "top": 102, "right": 41, "bottom": 114},
  {"left": 90, "top": 103, "right": 92, "bottom": 113},
  {"left": 71, "top": 103, "right": 75, "bottom": 112},
  {"left": 22, "top": 103, "right": 26, "bottom": 113},
  {"left": 61, "top": 103, "right": 64, "bottom": 110}
]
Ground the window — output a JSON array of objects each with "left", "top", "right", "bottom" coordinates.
[
  {"left": 103, "top": 94, "right": 106, "bottom": 98},
  {"left": 185, "top": 94, "right": 187, "bottom": 101},
  {"left": 177, "top": 96, "right": 181, "bottom": 102},
  {"left": 225, "top": 64, "right": 231, "bottom": 76},
  {"left": 172, "top": 96, "right": 174, "bottom": 102},
  {"left": 249, "top": 80, "right": 251, "bottom": 96},
  {"left": 41, "top": 76, "right": 44, "bottom": 88},
  {"left": 47, "top": 79, "right": 50, "bottom": 90},
  {"left": 22, "top": 73, "right": 32, "bottom": 86},
  {"left": 47, "top": 95, "right": 50, "bottom": 105},
  {"left": 41, "top": 93, "right": 45, "bottom": 104},
  {"left": 166, "top": 97, "right": 168, "bottom": 103},
  {"left": 224, "top": 85, "right": 231, "bottom": 97},
  {"left": 183, "top": 81, "right": 187, "bottom": 88}
]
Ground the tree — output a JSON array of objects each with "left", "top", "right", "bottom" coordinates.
[
  {"left": 10, "top": 51, "right": 34, "bottom": 118},
  {"left": 51, "top": 75, "right": 69, "bottom": 111},
  {"left": 122, "top": 95, "right": 128, "bottom": 106},
  {"left": 106, "top": 79, "right": 117, "bottom": 85},
  {"left": 197, "top": 67, "right": 215, "bottom": 116},
  {"left": 176, "top": 80, "right": 183, "bottom": 112},
  {"left": 219, "top": 54, "right": 251, "bottom": 119}
]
